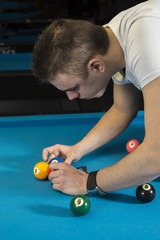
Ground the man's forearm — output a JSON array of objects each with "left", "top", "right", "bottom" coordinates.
[
  {"left": 97, "top": 140, "right": 160, "bottom": 192},
  {"left": 76, "top": 105, "right": 137, "bottom": 157}
]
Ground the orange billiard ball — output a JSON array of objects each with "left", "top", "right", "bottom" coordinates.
[{"left": 33, "top": 162, "right": 50, "bottom": 180}]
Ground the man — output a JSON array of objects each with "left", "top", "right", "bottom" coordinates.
[{"left": 32, "top": 0, "right": 160, "bottom": 196}]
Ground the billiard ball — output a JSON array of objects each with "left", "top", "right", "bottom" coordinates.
[
  {"left": 33, "top": 162, "right": 50, "bottom": 180},
  {"left": 70, "top": 195, "right": 91, "bottom": 216},
  {"left": 136, "top": 183, "right": 156, "bottom": 203},
  {"left": 49, "top": 157, "right": 64, "bottom": 165},
  {"left": 126, "top": 139, "right": 140, "bottom": 153}
]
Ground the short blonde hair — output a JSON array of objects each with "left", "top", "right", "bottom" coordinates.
[{"left": 32, "top": 19, "right": 109, "bottom": 83}]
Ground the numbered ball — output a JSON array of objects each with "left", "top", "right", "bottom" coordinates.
[
  {"left": 33, "top": 162, "right": 50, "bottom": 180},
  {"left": 49, "top": 157, "right": 64, "bottom": 165},
  {"left": 136, "top": 183, "right": 155, "bottom": 203},
  {"left": 70, "top": 195, "right": 91, "bottom": 216},
  {"left": 126, "top": 139, "right": 140, "bottom": 153}
]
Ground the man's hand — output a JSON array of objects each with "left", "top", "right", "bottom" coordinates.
[
  {"left": 42, "top": 144, "right": 83, "bottom": 164},
  {"left": 48, "top": 162, "right": 88, "bottom": 195}
]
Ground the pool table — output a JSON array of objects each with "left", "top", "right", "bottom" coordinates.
[
  {"left": 0, "top": 1, "right": 34, "bottom": 10},
  {"left": 0, "top": 53, "right": 32, "bottom": 71},
  {"left": 0, "top": 111, "right": 159, "bottom": 240},
  {"left": 0, "top": 12, "right": 42, "bottom": 21}
]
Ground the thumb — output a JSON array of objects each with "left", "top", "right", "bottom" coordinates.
[
  {"left": 65, "top": 157, "right": 73, "bottom": 164},
  {"left": 65, "top": 154, "right": 79, "bottom": 164}
]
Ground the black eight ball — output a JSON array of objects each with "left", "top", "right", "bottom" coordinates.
[{"left": 136, "top": 183, "right": 155, "bottom": 203}]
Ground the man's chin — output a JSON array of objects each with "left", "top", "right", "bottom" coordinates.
[
  {"left": 94, "top": 91, "right": 105, "bottom": 99},
  {"left": 80, "top": 90, "right": 105, "bottom": 100}
]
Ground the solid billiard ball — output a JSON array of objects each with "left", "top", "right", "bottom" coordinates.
[
  {"left": 136, "top": 183, "right": 156, "bottom": 203},
  {"left": 49, "top": 157, "right": 64, "bottom": 165},
  {"left": 126, "top": 139, "right": 140, "bottom": 153},
  {"left": 70, "top": 195, "right": 91, "bottom": 216},
  {"left": 33, "top": 162, "right": 50, "bottom": 180}
]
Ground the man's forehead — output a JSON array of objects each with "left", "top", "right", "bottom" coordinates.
[{"left": 50, "top": 73, "right": 79, "bottom": 91}]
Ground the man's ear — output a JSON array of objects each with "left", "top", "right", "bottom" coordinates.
[{"left": 88, "top": 58, "right": 105, "bottom": 72}]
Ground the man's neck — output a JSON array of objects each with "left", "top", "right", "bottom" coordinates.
[{"left": 105, "top": 27, "right": 125, "bottom": 74}]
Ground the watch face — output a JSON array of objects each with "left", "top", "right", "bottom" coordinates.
[{"left": 87, "top": 187, "right": 106, "bottom": 196}]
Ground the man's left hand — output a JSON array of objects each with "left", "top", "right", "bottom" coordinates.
[{"left": 48, "top": 162, "right": 88, "bottom": 195}]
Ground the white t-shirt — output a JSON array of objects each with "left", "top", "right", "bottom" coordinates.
[{"left": 103, "top": 0, "right": 160, "bottom": 90}]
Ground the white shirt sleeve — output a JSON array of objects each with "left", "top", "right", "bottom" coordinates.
[{"left": 127, "top": 16, "right": 160, "bottom": 89}]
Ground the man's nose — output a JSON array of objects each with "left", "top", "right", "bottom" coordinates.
[{"left": 66, "top": 91, "right": 80, "bottom": 100}]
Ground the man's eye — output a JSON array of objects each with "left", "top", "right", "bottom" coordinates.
[{"left": 70, "top": 86, "right": 79, "bottom": 92}]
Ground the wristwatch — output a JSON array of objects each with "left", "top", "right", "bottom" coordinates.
[{"left": 86, "top": 171, "right": 106, "bottom": 196}]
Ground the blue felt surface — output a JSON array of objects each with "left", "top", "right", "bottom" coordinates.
[{"left": 0, "top": 111, "right": 159, "bottom": 240}]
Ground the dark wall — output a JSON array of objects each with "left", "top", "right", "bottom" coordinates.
[{"left": 0, "top": 0, "right": 145, "bottom": 116}]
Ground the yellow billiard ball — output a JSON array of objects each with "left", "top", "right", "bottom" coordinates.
[{"left": 33, "top": 162, "right": 50, "bottom": 180}]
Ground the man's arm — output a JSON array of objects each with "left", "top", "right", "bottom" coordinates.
[
  {"left": 97, "top": 77, "right": 160, "bottom": 192},
  {"left": 44, "top": 83, "right": 141, "bottom": 165},
  {"left": 49, "top": 78, "right": 160, "bottom": 195},
  {"left": 50, "top": 82, "right": 153, "bottom": 195},
  {"left": 75, "top": 82, "right": 141, "bottom": 157}
]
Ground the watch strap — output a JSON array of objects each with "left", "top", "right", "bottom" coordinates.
[
  {"left": 87, "top": 171, "right": 106, "bottom": 196},
  {"left": 87, "top": 171, "right": 98, "bottom": 190}
]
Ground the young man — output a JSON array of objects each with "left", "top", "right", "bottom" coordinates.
[{"left": 32, "top": 0, "right": 160, "bottom": 196}]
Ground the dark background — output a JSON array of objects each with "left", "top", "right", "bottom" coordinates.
[{"left": 0, "top": 0, "right": 145, "bottom": 116}]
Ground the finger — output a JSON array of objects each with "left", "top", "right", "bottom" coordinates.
[
  {"left": 49, "top": 162, "right": 63, "bottom": 171},
  {"left": 48, "top": 169, "right": 60, "bottom": 181},
  {"left": 65, "top": 156, "right": 78, "bottom": 164},
  {"left": 51, "top": 177, "right": 60, "bottom": 185},
  {"left": 52, "top": 183, "right": 61, "bottom": 191},
  {"left": 47, "top": 154, "right": 57, "bottom": 163},
  {"left": 65, "top": 157, "right": 72, "bottom": 164},
  {"left": 42, "top": 147, "right": 54, "bottom": 161},
  {"left": 42, "top": 148, "right": 48, "bottom": 161},
  {"left": 42, "top": 146, "right": 60, "bottom": 161}
]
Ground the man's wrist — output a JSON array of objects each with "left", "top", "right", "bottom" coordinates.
[
  {"left": 75, "top": 138, "right": 92, "bottom": 157},
  {"left": 86, "top": 171, "right": 106, "bottom": 196},
  {"left": 74, "top": 142, "right": 85, "bottom": 160}
]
